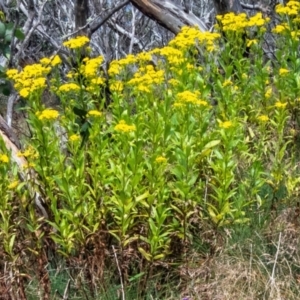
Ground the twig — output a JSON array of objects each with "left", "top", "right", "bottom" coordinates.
[
  {"left": 271, "top": 232, "right": 282, "bottom": 283},
  {"left": 266, "top": 232, "right": 282, "bottom": 298},
  {"left": 112, "top": 245, "right": 125, "bottom": 300},
  {"left": 63, "top": 279, "right": 71, "bottom": 300}
]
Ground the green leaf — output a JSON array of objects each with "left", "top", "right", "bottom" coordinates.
[
  {"left": 203, "top": 140, "right": 221, "bottom": 150},
  {"left": 14, "top": 28, "right": 25, "bottom": 40},
  {"left": 0, "top": 22, "right": 5, "bottom": 39},
  {"left": 128, "top": 272, "right": 145, "bottom": 282},
  {"left": 4, "top": 30, "right": 12, "bottom": 43},
  {"left": 0, "top": 82, "right": 11, "bottom": 96},
  {"left": 9, "top": 234, "right": 16, "bottom": 254},
  {"left": 138, "top": 247, "right": 152, "bottom": 261}
]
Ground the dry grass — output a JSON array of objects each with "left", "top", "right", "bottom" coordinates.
[{"left": 180, "top": 208, "right": 300, "bottom": 300}]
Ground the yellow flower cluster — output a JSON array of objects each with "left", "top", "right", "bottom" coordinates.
[
  {"left": 155, "top": 47, "right": 185, "bottom": 66},
  {"left": 272, "top": 23, "right": 289, "bottom": 34},
  {"left": 217, "top": 12, "right": 269, "bottom": 32},
  {"left": 114, "top": 120, "right": 136, "bottom": 133},
  {"left": 109, "top": 81, "right": 124, "bottom": 93},
  {"left": 69, "top": 134, "right": 80, "bottom": 142},
  {"left": 275, "top": 101, "right": 288, "bottom": 108},
  {"left": 87, "top": 110, "right": 102, "bottom": 117},
  {"left": 276, "top": 1, "right": 300, "bottom": 16},
  {"left": 136, "top": 52, "right": 152, "bottom": 62},
  {"left": 36, "top": 109, "right": 59, "bottom": 121},
  {"left": 279, "top": 68, "right": 289, "bottom": 75},
  {"left": 0, "top": 154, "right": 9, "bottom": 163},
  {"left": 8, "top": 180, "right": 19, "bottom": 190},
  {"left": 108, "top": 55, "right": 137, "bottom": 77},
  {"left": 265, "top": 87, "right": 272, "bottom": 99},
  {"left": 127, "top": 65, "right": 164, "bottom": 93},
  {"left": 81, "top": 56, "right": 104, "bottom": 78},
  {"left": 258, "top": 115, "right": 269, "bottom": 122},
  {"left": 174, "top": 91, "right": 209, "bottom": 107},
  {"left": 50, "top": 55, "right": 62, "bottom": 67},
  {"left": 6, "top": 64, "right": 50, "bottom": 98},
  {"left": 218, "top": 120, "right": 233, "bottom": 129},
  {"left": 63, "top": 36, "right": 90, "bottom": 49},
  {"left": 17, "top": 146, "right": 39, "bottom": 159},
  {"left": 59, "top": 83, "right": 81, "bottom": 92},
  {"left": 169, "top": 26, "right": 220, "bottom": 51},
  {"left": 155, "top": 156, "right": 167, "bottom": 163}
]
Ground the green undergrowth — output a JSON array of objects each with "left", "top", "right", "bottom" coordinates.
[{"left": 1, "top": 1, "right": 300, "bottom": 299}]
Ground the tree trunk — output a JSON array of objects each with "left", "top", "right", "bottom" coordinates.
[
  {"left": 129, "top": 0, "right": 207, "bottom": 34},
  {"left": 75, "top": 0, "right": 89, "bottom": 35},
  {"left": 213, "top": 0, "right": 243, "bottom": 15}
]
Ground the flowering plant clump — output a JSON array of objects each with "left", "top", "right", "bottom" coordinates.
[
  {"left": 36, "top": 109, "right": 59, "bottom": 121},
  {"left": 63, "top": 36, "right": 90, "bottom": 49},
  {"left": 114, "top": 120, "right": 136, "bottom": 133},
  {"left": 2, "top": 3, "right": 300, "bottom": 297}
]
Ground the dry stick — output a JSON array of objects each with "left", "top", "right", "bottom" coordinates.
[
  {"left": 0, "top": 115, "right": 49, "bottom": 218},
  {"left": 248, "top": 243, "right": 253, "bottom": 291},
  {"left": 269, "top": 232, "right": 282, "bottom": 297},
  {"left": 112, "top": 245, "right": 125, "bottom": 300},
  {"left": 63, "top": 279, "right": 71, "bottom": 300}
]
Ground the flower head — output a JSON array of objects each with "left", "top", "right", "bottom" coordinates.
[
  {"left": 279, "top": 68, "right": 289, "bottom": 76},
  {"left": 58, "top": 83, "right": 81, "bottom": 92},
  {"left": 8, "top": 180, "right": 19, "bottom": 189},
  {"left": 258, "top": 115, "right": 269, "bottom": 122},
  {"left": 275, "top": 101, "right": 287, "bottom": 108},
  {"left": 0, "top": 154, "right": 9, "bottom": 163},
  {"left": 114, "top": 120, "right": 136, "bottom": 133},
  {"left": 87, "top": 110, "right": 102, "bottom": 117},
  {"left": 69, "top": 134, "right": 80, "bottom": 142},
  {"left": 36, "top": 109, "right": 59, "bottom": 121},
  {"left": 155, "top": 156, "right": 167, "bottom": 163},
  {"left": 218, "top": 120, "right": 233, "bottom": 129},
  {"left": 50, "top": 55, "right": 62, "bottom": 67},
  {"left": 63, "top": 36, "right": 90, "bottom": 49}
]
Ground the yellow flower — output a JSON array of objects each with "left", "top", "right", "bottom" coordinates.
[
  {"left": 219, "top": 120, "right": 233, "bottom": 129},
  {"left": 36, "top": 109, "right": 59, "bottom": 121},
  {"left": 50, "top": 55, "right": 62, "bottom": 67},
  {"left": 272, "top": 24, "right": 288, "bottom": 34},
  {"left": 114, "top": 120, "right": 136, "bottom": 133},
  {"left": 0, "top": 154, "right": 9, "bottom": 163},
  {"left": 19, "top": 88, "right": 30, "bottom": 98},
  {"left": 17, "top": 146, "right": 39, "bottom": 158},
  {"left": 91, "top": 78, "right": 105, "bottom": 85},
  {"left": 246, "top": 39, "right": 258, "bottom": 47},
  {"left": 81, "top": 56, "right": 104, "bottom": 78},
  {"left": 265, "top": 87, "right": 272, "bottom": 98},
  {"left": 8, "top": 180, "right": 19, "bottom": 189},
  {"left": 6, "top": 69, "right": 18, "bottom": 79},
  {"left": 40, "top": 57, "right": 51, "bottom": 65},
  {"left": 275, "top": 101, "right": 287, "bottom": 108},
  {"left": 109, "top": 81, "right": 124, "bottom": 93},
  {"left": 279, "top": 68, "right": 289, "bottom": 75},
  {"left": 63, "top": 36, "right": 90, "bottom": 49},
  {"left": 155, "top": 156, "right": 167, "bottom": 163},
  {"left": 69, "top": 134, "right": 80, "bottom": 142},
  {"left": 87, "top": 110, "right": 102, "bottom": 117},
  {"left": 58, "top": 83, "right": 81, "bottom": 92},
  {"left": 258, "top": 115, "right": 269, "bottom": 122},
  {"left": 222, "top": 80, "right": 232, "bottom": 87},
  {"left": 23, "top": 162, "right": 36, "bottom": 169}
]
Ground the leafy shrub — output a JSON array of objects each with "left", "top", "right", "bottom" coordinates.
[{"left": 1, "top": 2, "right": 300, "bottom": 298}]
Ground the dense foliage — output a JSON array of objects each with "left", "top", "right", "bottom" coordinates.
[{"left": 1, "top": 1, "right": 300, "bottom": 298}]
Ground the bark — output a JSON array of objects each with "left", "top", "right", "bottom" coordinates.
[
  {"left": 75, "top": 0, "right": 89, "bottom": 35},
  {"left": 0, "top": 115, "right": 49, "bottom": 219},
  {"left": 129, "top": 0, "right": 207, "bottom": 34},
  {"left": 213, "top": 0, "right": 243, "bottom": 15}
]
